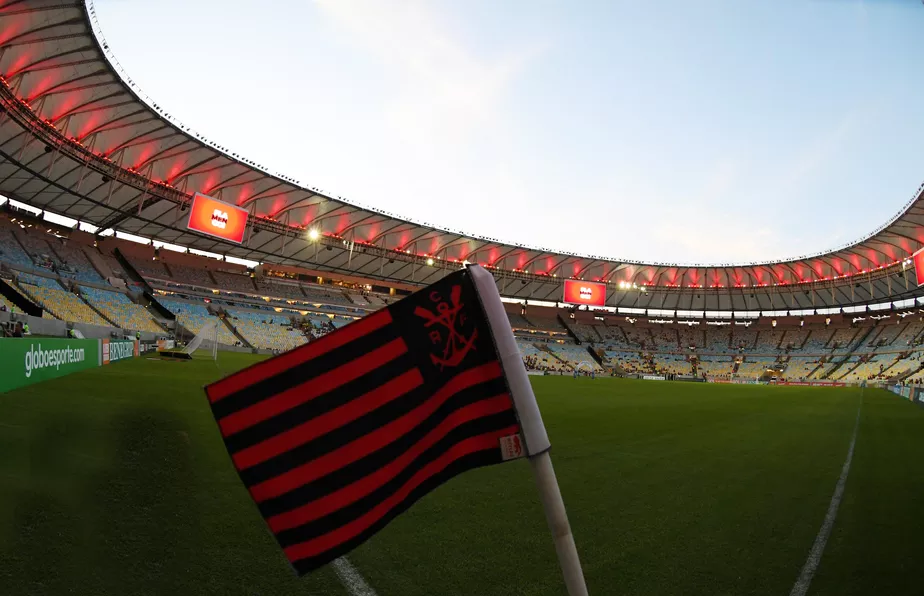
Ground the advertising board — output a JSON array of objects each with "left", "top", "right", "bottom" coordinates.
[
  {"left": 186, "top": 193, "right": 248, "bottom": 244},
  {"left": 0, "top": 338, "right": 100, "bottom": 393},
  {"left": 102, "top": 339, "right": 139, "bottom": 365},
  {"left": 562, "top": 279, "right": 606, "bottom": 307}
]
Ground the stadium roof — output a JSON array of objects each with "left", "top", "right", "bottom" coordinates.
[{"left": 0, "top": 0, "right": 923, "bottom": 312}]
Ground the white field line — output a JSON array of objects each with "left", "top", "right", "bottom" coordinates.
[
  {"left": 332, "top": 557, "right": 378, "bottom": 596},
  {"left": 789, "top": 402, "right": 862, "bottom": 596}
]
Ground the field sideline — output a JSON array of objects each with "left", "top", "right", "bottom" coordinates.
[{"left": 1, "top": 353, "right": 922, "bottom": 595}]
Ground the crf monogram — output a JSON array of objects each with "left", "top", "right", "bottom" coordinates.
[{"left": 414, "top": 284, "right": 478, "bottom": 369}]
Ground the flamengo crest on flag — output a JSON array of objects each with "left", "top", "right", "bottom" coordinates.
[{"left": 204, "top": 266, "right": 551, "bottom": 575}]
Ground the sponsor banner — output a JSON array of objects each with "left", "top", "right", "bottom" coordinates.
[
  {"left": 641, "top": 374, "right": 666, "bottom": 381},
  {"left": 102, "top": 339, "right": 139, "bottom": 365},
  {"left": 156, "top": 339, "right": 176, "bottom": 352},
  {"left": 675, "top": 376, "right": 705, "bottom": 383},
  {"left": 775, "top": 381, "right": 847, "bottom": 388},
  {"left": 708, "top": 378, "right": 761, "bottom": 385},
  {"left": 562, "top": 279, "right": 606, "bottom": 307},
  {"left": 0, "top": 338, "right": 99, "bottom": 393},
  {"left": 186, "top": 193, "right": 248, "bottom": 244},
  {"left": 916, "top": 390, "right": 924, "bottom": 408}
]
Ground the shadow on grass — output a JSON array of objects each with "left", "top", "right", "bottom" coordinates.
[{"left": 1, "top": 409, "right": 202, "bottom": 596}]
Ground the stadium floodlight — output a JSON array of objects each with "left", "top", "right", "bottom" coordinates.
[
  {"left": 427, "top": 258, "right": 434, "bottom": 266},
  {"left": 307, "top": 228, "right": 319, "bottom": 241}
]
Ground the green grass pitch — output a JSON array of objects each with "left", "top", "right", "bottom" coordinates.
[{"left": 1, "top": 352, "right": 923, "bottom": 595}]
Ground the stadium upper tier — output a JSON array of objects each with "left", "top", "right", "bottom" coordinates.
[{"left": 0, "top": 1, "right": 923, "bottom": 313}]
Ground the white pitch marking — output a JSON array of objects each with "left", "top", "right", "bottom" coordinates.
[
  {"left": 789, "top": 401, "right": 862, "bottom": 596},
  {"left": 332, "top": 557, "right": 378, "bottom": 596}
]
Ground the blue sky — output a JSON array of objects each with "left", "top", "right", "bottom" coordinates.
[{"left": 93, "top": 0, "right": 924, "bottom": 264}]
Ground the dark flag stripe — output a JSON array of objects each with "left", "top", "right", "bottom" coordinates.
[
  {"left": 282, "top": 426, "right": 519, "bottom": 565},
  {"left": 249, "top": 361, "right": 505, "bottom": 502},
  {"left": 211, "top": 323, "right": 401, "bottom": 422},
  {"left": 288, "top": 448, "right": 509, "bottom": 574},
  {"left": 252, "top": 377, "right": 513, "bottom": 516},
  {"left": 207, "top": 309, "right": 393, "bottom": 403},
  {"left": 218, "top": 338, "right": 408, "bottom": 436},
  {"left": 233, "top": 368, "right": 425, "bottom": 470},
  {"left": 268, "top": 400, "right": 517, "bottom": 533},
  {"left": 223, "top": 353, "right": 416, "bottom": 456}
]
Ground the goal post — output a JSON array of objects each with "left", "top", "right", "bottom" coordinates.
[{"left": 184, "top": 319, "right": 220, "bottom": 361}]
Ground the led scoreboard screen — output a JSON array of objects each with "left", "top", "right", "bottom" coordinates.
[
  {"left": 186, "top": 193, "right": 248, "bottom": 244},
  {"left": 562, "top": 279, "right": 606, "bottom": 307}
]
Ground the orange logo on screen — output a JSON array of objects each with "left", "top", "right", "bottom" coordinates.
[
  {"left": 563, "top": 280, "right": 605, "bottom": 306},
  {"left": 187, "top": 193, "right": 248, "bottom": 244}
]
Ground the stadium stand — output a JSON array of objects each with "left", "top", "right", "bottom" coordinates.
[
  {"left": 696, "top": 356, "right": 735, "bottom": 378},
  {"left": 524, "top": 311, "right": 566, "bottom": 332},
  {"left": 159, "top": 298, "right": 237, "bottom": 346},
  {"left": 704, "top": 326, "right": 733, "bottom": 353},
  {"left": 123, "top": 253, "right": 170, "bottom": 280},
  {"left": 80, "top": 286, "right": 162, "bottom": 332},
  {"left": 0, "top": 220, "right": 34, "bottom": 267},
  {"left": 302, "top": 284, "right": 352, "bottom": 306},
  {"left": 732, "top": 327, "right": 759, "bottom": 351},
  {"left": 736, "top": 357, "right": 777, "bottom": 379},
  {"left": 652, "top": 327, "right": 679, "bottom": 349},
  {"left": 225, "top": 309, "right": 307, "bottom": 351},
  {"left": 791, "top": 329, "right": 831, "bottom": 354},
  {"left": 47, "top": 240, "right": 105, "bottom": 283},
  {"left": 212, "top": 271, "right": 256, "bottom": 293},
  {"left": 507, "top": 312, "right": 533, "bottom": 329},
  {"left": 569, "top": 323, "right": 599, "bottom": 342},
  {"left": 256, "top": 278, "right": 306, "bottom": 301},
  {"left": 547, "top": 342, "right": 603, "bottom": 371},
  {"left": 519, "top": 341, "right": 566, "bottom": 372},
  {"left": 650, "top": 353, "right": 692, "bottom": 375},
  {"left": 782, "top": 358, "right": 823, "bottom": 380},
  {"left": 677, "top": 327, "right": 701, "bottom": 350},
  {"left": 165, "top": 263, "right": 214, "bottom": 287},
  {"left": 16, "top": 273, "right": 109, "bottom": 326},
  {"left": 623, "top": 327, "right": 651, "bottom": 349}
]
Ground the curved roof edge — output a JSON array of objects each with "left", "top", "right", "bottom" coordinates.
[{"left": 83, "top": 0, "right": 924, "bottom": 270}]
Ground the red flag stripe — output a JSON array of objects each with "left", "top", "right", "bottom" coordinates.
[
  {"left": 233, "top": 368, "right": 425, "bottom": 470},
  {"left": 282, "top": 425, "right": 520, "bottom": 563},
  {"left": 219, "top": 338, "right": 408, "bottom": 436},
  {"left": 207, "top": 310, "right": 394, "bottom": 403},
  {"left": 249, "top": 361, "right": 504, "bottom": 502},
  {"left": 268, "top": 394, "right": 517, "bottom": 532}
]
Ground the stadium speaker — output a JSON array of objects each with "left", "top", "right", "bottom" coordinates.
[
  {"left": 388, "top": 259, "right": 394, "bottom": 264},
  {"left": 326, "top": 246, "right": 333, "bottom": 251},
  {"left": 43, "top": 145, "right": 53, "bottom": 153},
  {"left": 101, "top": 175, "right": 110, "bottom": 184}
]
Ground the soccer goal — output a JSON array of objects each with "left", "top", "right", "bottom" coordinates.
[{"left": 183, "top": 319, "right": 220, "bottom": 362}]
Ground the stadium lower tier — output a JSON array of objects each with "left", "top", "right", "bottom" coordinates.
[{"left": 80, "top": 286, "right": 163, "bottom": 333}]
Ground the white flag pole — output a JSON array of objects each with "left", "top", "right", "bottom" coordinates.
[{"left": 469, "top": 265, "right": 589, "bottom": 596}]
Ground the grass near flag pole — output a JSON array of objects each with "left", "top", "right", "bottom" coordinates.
[{"left": 470, "top": 265, "right": 590, "bottom": 596}]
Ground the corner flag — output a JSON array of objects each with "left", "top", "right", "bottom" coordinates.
[{"left": 205, "top": 266, "right": 588, "bottom": 594}]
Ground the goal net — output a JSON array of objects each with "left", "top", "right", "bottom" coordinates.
[{"left": 184, "top": 319, "right": 220, "bottom": 361}]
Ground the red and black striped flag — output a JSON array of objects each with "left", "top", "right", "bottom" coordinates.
[{"left": 205, "top": 266, "right": 545, "bottom": 574}]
